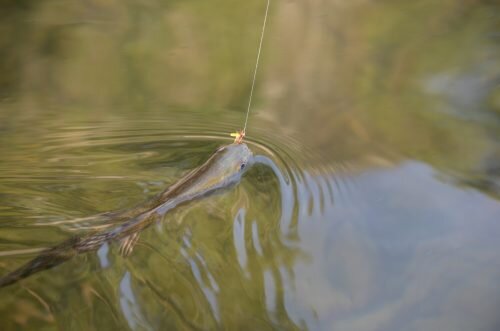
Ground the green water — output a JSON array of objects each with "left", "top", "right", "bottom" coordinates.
[{"left": 0, "top": 0, "right": 499, "bottom": 330}]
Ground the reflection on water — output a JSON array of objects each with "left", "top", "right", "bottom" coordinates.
[
  {"left": 0, "top": 0, "right": 499, "bottom": 330},
  {"left": 1, "top": 128, "right": 499, "bottom": 330}
]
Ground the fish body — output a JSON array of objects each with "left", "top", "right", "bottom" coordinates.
[{"left": 0, "top": 143, "right": 252, "bottom": 288}]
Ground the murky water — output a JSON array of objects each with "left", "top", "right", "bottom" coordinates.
[{"left": 1, "top": 0, "right": 499, "bottom": 330}]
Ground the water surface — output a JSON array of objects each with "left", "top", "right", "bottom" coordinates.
[{"left": 0, "top": 0, "right": 499, "bottom": 330}]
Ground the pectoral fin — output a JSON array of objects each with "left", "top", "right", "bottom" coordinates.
[{"left": 118, "top": 232, "right": 140, "bottom": 257}]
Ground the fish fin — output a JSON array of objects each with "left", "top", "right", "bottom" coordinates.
[{"left": 118, "top": 233, "right": 140, "bottom": 257}]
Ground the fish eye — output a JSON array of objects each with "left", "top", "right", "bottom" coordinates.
[{"left": 240, "top": 163, "right": 246, "bottom": 170}]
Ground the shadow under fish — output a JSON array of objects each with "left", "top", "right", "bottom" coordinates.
[{"left": 0, "top": 143, "right": 253, "bottom": 288}]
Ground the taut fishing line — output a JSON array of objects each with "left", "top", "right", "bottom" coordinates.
[{"left": 232, "top": 0, "right": 270, "bottom": 143}]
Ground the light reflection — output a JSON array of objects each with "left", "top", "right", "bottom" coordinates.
[
  {"left": 96, "top": 242, "right": 110, "bottom": 268},
  {"left": 180, "top": 245, "right": 221, "bottom": 323},
  {"left": 251, "top": 221, "right": 264, "bottom": 256},
  {"left": 253, "top": 155, "right": 297, "bottom": 235},
  {"left": 118, "top": 271, "right": 149, "bottom": 330},
  {"left": 0, "top": 0, "right": 498, "bottom": 329},
  {"left": 263, "top": 268, "right": 276, "bottom": 316},
  {"left": 233, "top": 208, "right": 249, "bottom": 278}
]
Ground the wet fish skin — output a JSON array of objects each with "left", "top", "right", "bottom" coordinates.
[{"left": 0, "top": 143, "right": 253, "bottom": 288}]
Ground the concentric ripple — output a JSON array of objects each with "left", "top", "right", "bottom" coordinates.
[{"left": 1, "top": 111, "right": 499, "bottom": 331}]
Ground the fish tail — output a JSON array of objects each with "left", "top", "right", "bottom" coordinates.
[
  {"left": 0, "top": 252, "right": 72, "bottom": 288},
  {"left": 0, "top": 236, "right": 85, "bottom": 288},
  {"left": 0, "top": 211, "right": 151, "bottom": 288}
]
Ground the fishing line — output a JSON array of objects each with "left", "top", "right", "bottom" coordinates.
[{"left": 243, "top": 0, "right": 270, "bottom": 135}]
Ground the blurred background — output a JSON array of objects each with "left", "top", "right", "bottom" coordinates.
[{"left": 0, "top": 0, "right": 499, "bottom": 330}]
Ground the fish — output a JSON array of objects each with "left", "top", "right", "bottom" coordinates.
[{"left": 0, "top": 143, "right": 253, "bottom": 288}]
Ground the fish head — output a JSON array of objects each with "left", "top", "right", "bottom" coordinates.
[{"left": 216, "top": 143, "right": 253, "bottom": 179}]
